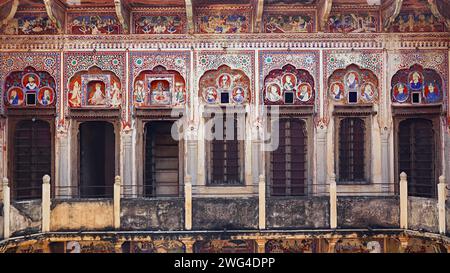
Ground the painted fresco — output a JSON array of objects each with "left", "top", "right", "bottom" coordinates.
[
  {"left": 133, "top": 65, "right": 186, "bottom": 107},
  {"left": 134, "top": 13, "right": 186, "bottom": 34},
  {"left": 265, "top": 0, "right": 316, "bottom": 4},
  {"left": 263, "top": 13, "right": 315, "bottom": 33},
  {"left": 194, "top": 240, "right": 256, "bottom": 253},
  {"left": 389, "top": 13, "right": 446, "bottom": 32},
  {"left": 328, "top": 64, "right": 379, "bottom": 104},
  {"left": 4, "top": 66, "right": 57, "bottom": 107},
  {"left": 68, "top": 67, "right": 122, "bottom": 108},
  {"left": 326, "top": 12, "right": 379, "bottom": 33},
  {"left": 0, "top": 13, "right": 57, "bottom": 35},
  {"left": 404, "top": 238, "right": 448, "bottom": 253},
  {"left": 197, "top": 13, "right": 250, "bottom": 34},
  {"left": 121, "top": 240, "right": 185, "bottom": 253},
  {"left": 265, "top": 239, "right": 318, "bottom": 253},
  {"left": 391, "top": 64, "right": 443, "bottom": 104},
  {"left": 199, "top": 65, "right": 251, "bottom": 105},
  {"left": 68, "top": 13, "right": 122, "bottom": 35},
  {"left": 334, "top": 238, "right": 384, "bottom": 253},
  {"left": 264, "top": 64, "right": 315, "bottom": 105}
]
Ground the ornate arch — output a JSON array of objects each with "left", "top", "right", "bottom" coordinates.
[
  {"left": 198, "top": 64, "right": 251, "bottom": 105},
  {"left": 263, "top": 64, "right": 315, "bottom": 105}
]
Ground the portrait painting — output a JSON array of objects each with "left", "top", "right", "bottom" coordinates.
[
  {"left": 344, "top": 71, "right": 359, "bottom": 91},
  {"left": 217, "top": 73, "right": 233, "bottom": 90},
  {"left": 296, "top": 83, "right": 312, "bottom": 102},
  {"left": 266, "top": 82, "right": 283, "bottom": 103},
  {"left": 37, "top": 87, "right": 54, "bottom": 106},
  {"left": 392, "top": 82, "right": 409, "bottom": 103},
  {"left": 173, "top": 82, "right": 186, "bottom": 105},
  {"left": 231, "top": 86, "right": 246, "bottom": 104},
  {"left": 423, "top": 82, "right": 440, "bottom": 103},
  {"left": 264, "top": 14, "right": 314, "bottom": 33},
  {"left": 281, "top": 73, "right": 297, "bottom": 92},
  {"left": 87, "top": 81, "right": 107, "bottom": 106},
  {"left": 22, "top": 73, "right": 40, "bottom": 91},
  {"left": 408, "top": 71, "right": 423, "bottom": 90},
  {"left": 330, "top": 82, "right": 345, "bottom": 101},
  {"left": 198, "top": 14, "right": 249, "bottom": 34},
  {"left": 68, "top": 14, "right": 122, "bottom": 35},
  {"left": 134, "top": 80, "right": 147, "bottom": 105},
  {"left": 0, "top": 13, "right": 58, "bottom": 35},
  {"left": 360, "top": 82, "right": 377, "bottom": 103},
  {"left": 7, "top": 87, "right": 24, "bottom": 106},
  {"left": 68, "top": 78, "right": 82, "bottom": 107},
  {"left": 147, "top": 76, "right": 172, "bottom": 105},
  {"left": 327, "top": 12, "right": 378, "bottom": 33},
  {"left": 389, "top": 13, "right": 446, "bottom": 32},
  {"left": 204, "top": 87, "right": 218, "bottom": 104}
]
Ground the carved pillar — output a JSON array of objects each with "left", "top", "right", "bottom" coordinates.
[
  {"left": 121, "top": 130, "right": 133, "bottom": 197},
  {"left": 381, "top": 128, "right": 390, "bottom": 193},
  {"left": 186, "top": 125, "right": 198, "bottom": 186},
  {"left": 316, "top": 125, "right": 328, "bottom": 195},
  {"left": 56, "top": 131, "right": 70, "bottom": 198},
  {"left": 181, "top": 238, "right": 196, "bottom": 253},
  {"left": 255, "top": 238, "right": 266, "bottom": 253},
  {"left": 398, "top": 236, "right": 409, "bottom": 253}
]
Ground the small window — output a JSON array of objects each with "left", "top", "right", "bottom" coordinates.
[
  {"left": 348, "top": 91, "right": 358, "bottom": 103},
  {"left": 338, "top": 117, "right": 366, "bottom": 182},
  {"left": 26, "top": 93, "right": 36, "bottom": 105},
  {"left": 284, "top": 92, "right": 294, "bottom": 104},
  {"left": 220, "top": 92, "right": 230, "bottom": 103},
  {"left": 412, "top": 92, "right": 421, "bottom": 104}
]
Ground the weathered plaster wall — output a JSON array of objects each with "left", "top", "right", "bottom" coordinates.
[
  {"left": 266, "top": 197, "right": 329, "bottom": 229},
  {"left": 10, "top": 200, "right": 41, "bottom": 236},
  {"left": 408, "top": 197, "right": 439, "bottom": 233},
  {"left": 121, "top": 198, "right": 184, "bottom": 231},
  {"left": 446, "top": 200, "right": 450, "bottom": 234},
  {"left": 337, "top": 196, "right": 400, "bottom": 229},
  {"left": 192, "top": 198, "right": 258, "bottom": 230},
  {"left": 51, "top": 200, "right": 113, "bottom": 231}
]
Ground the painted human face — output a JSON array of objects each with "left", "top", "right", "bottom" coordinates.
[
  {"left": 348, "top": 73, "right": 356, "bottom": 83},
  {"left": 95, "top": 83, "right": 102, "bottom": 91},
  {"left": 286, "top": 76, "right": 291, "bottom": 83},
  {"left": 301, "top": 85, "right": 308, "bottom": 93},
  {"left": 11, "top": 90, "right": 17, "bottom": 98},
  {"left": 333, "top": 84, "right": 340, "bottom": 95},
  {"left": 428, "top": 83, "right": 434, "bottom": 92},
  {"left": 398, "top": 84, "right": 404, "bottom": 93},
  {"left": 412, "top": 72, "right": 420, "bottom": 83},
  {"left": 365, "top": 84, "right": 373, "bottom": 95},
  {"left": 271, "top": 85, "right": 278, "bottom": 93},
  {"left": 28, "top": 76, "right": 35, "bottom": 84}
]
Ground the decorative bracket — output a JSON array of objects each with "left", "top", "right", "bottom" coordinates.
[
  {"left": 0, "top": 0, "right": 19, "bottom": 26},
  {"left": 43, "top": 0, "right": 65, "bottom": 34},
  {"left": 114, "top": 0, "right": 130, "bottom": 33}
]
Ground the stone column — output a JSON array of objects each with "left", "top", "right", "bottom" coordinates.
[
  {"left": 2, "top": 177, "right": 10, "bottom": 239},
  {"left": 114, "top": 176, "right": 121, "bottom": 229},
  {"left": 438, "top": 175, "right": 446, "bottom": 234},
  {"left": 329, "top": 173, "right": 337, "bottom": 229},
  {"left": 258, "top": 175, "right": 266, "bottom": 230},
  {"left": 42, "top": 175, "right": 51, "bottom": 233},
  {"left": 181, "top": 238, "right": 196, "bottom": 253},
  {"left": 399, "top": 172, "right": 408, "bottom": 229},
  {"left": 121, "top": 131, "right": 134, "bottom": 197},
  {"left": 380, "top": 128, "right": 390, "bottom": 193},
  {"left": 56, "top": 131, "right": 70, "bottom": 198},
  {"left": 255, "top": 238, "right": 266, "bottom": 253},
  {"left": 316, "top": 125, "right": 328, "bottom": 195},
  {"left": 184, "top": 175, "right": 192, "bottom": 230},
  {"left": 186, "top": 126, "right": 198, "bottom": 186}
]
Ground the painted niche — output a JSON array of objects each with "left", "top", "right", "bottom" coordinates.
[
  {"left": 328, "top": 64, "right": 379, "bottom": 104},
  {"left": 0, "top": 13, "right": 58, "bottom": 35},
  {"left": 264, "top": 64, "right": 315, "bottom": 105},
  {"left": 263, "top": 12, "right": 315, "bottom": 33},
  {"left": 4, "top": 66, "right": 57, "bottom": 108},
  {"left": 68, "top": 66, "right": 122, "bottom": 108},
  {"left": 133, "top": 13, "right": 186, "bottom": 34},
  {"left": 68, "top": 13, "right": 122, "bottom": 35},
  {"left": 133, "top": 65, "right": 186, "bottom": 107},
  {"left": 326, "top": 12, "right": 379, "bottom": 33},
  {"left": 199, "top": 65, "right": 251, "bottom": 105},
  {"left": 391, "top": 64, "right": 443, "bottom": 104}
]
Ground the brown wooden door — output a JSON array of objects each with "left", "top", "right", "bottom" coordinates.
[
  {"left": 144, "top": 121, "right": 179, "bottom": 197},
  {"left": 338, "top": 118, "right": 365, "bottom": 182},
  {"left": 398, "top": 118, "right": 435, "bottom": 198},
  {"left": 270, "top": 118, "right": 307, "bottom": 196},
  {"left": 13, "top": 119, "right": 51, "bottom": 200}
]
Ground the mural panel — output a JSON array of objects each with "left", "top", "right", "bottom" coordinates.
[
  {"left": 389, "top": 13, "right": 446, "bottom": 32},
  {"left": 391, "top": 64, "right": 443, "bottom": 104},
  {"left": 327, "top": 64, "right": 379, "bottom": 105},
  {"left": 334, "top": 238, "right": 384, "bottom": 253},
  {"left": 199, "top": 65, "right": 251, "bottom": 105},
  {"left": 263, "top": 64, "right": 315, "bottom": 105},
  {"left": 326, "top": 11, "right": 379, "bottom": 33},
  {"left": 196, "top": 10, "right": 251, "bottom": 34},
  {"left": 194, "top": 240, "right": 256, "bottom": 253},
  {"left": 265, "top": 239, "right": 319, "bottom": 253},
  {"left": 0, "top": 13, "right": 58, "bottom": 35},
  {"left": 133, "top": 12, "right": 186, "bottom": 34},
  {"left": 67, "top": 13, "right": 122, "bottom": 35},
  {"left": 121, "top": 240, "right": 185, "bottom": 253},
  {"left": 263, "top": 12, "right": 315, "bottom": 33}
]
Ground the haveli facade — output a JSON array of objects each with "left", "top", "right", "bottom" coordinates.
[{"left": 0, "top": 0, "right": 450, "bottom": 253}]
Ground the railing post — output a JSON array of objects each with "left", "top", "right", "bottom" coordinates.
[
  {"left": 438, "top": 175, "right": 446, "bottom": 234},
  {"left": 400, "top": 172, "right": 408, "bottom": 229},
  {"left": 114, "top": 176, "right": 121, "bottom": 229},
  {"left": 258, "top": 175, "right": 266, "bottom": 230},
  {"left": 2, "top": 177, "right": 10, "bottom": 239},
  {"left": 42, "top": 175, "right": 51, "bottom": 233},
  {"left": 330, "top": 173, "right": 337, "bottom": 229},
  {"left": 184, "top": 175, "right": 192, "bottom": 231}
]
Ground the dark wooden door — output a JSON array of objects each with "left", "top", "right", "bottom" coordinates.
[
  {"left": 270, "top": 118, "right": 307, "bottom": 196},
  {"left": 79, "top": 121, "right": 115, "bottom": 198},
  {"left": 145, "top": 121, "right": 179, "bottom": 197},
  {"left": 13, "top": 119, "right": 51, "bottom": 200},
  {"left": 398, "top": 118, "right": 435, "bottom": 197},
  {"left": 338, "top": 118, "right": 365, "bottom": 182}
]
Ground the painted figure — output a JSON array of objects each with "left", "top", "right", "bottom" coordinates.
[
  {"left": 40, "top": 89, "right": 51, "bottom": 106},
  {"left": 134, "top": 80, "right": 146, "bottom": 104},
  {"left": 110, "top": 82, "right": 121, "bottom": 107},
  {"left": 9, "top": 90, "right": 20, "bottom": 105},
  {"left": 88, "top": 83, "right": 106, "bottom": 105},
  {"left": 297, "top": 83, "right": 311, "bottom": 102},
  {"left": 151, "top": 81, "right": 170, "bottom": 104},
  {"left": 346, "top": 72, "right": 358, "bottom": 91},
  {"left": 25, "top": 75, "right": 39, "bottom": 91},
  {"left": 266, "top": 83, "right": 282, "bottom": 102},
  {"left": 425, "top": 82, "right": 439, "bottom": 103},
  {"left": 205, "top": 87, "right": 217, "bottom": 104},
  {"left": 218, "top": 74, "right": 232, "bottom": 89},
  {"left": 233, "top": 87, "right": 245, "bottom": 104},
  {"left": 69, "top": 80, "right": 82, "bottom": 107},
  {"left": 394, "top": 83, "right": 408, "bottom": 102},
  {"left": 361, "top": 83, "right": 375, "bottom": 102},
  {"left": 282, "top": 74, "right": 296, "bottom": 92},
  {"left": 409, "top": 71, "right": 423, "bottom": 90},
  {"left": 174, "top": 84, "right": 185, "bottom": 104},
  {"left": 331, "top": 82, "right": 344, "bottom": 101}
]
